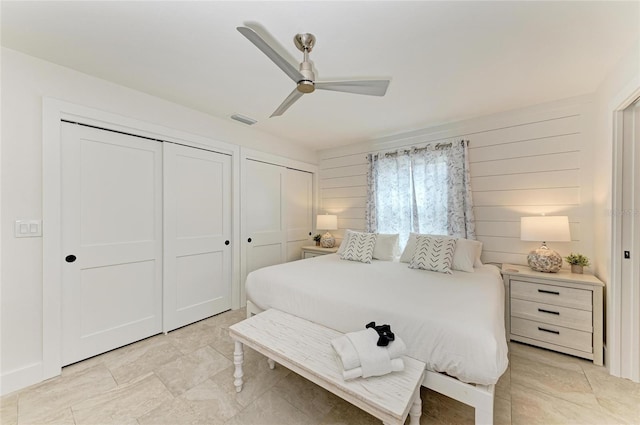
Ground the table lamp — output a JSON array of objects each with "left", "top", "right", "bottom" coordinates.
[
  {"left": 317, "top": 214, "right": 338, "bottom": 248},
  {"left": 520, "top": 216, "right": 570, "bottom": 273}
]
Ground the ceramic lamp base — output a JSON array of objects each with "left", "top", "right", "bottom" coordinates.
[
  {"left": 320, "top": 231, "right": 335, "bottom": 248},
  {"left": 527, "top": 246, "right": 563, "bottom": 273}
]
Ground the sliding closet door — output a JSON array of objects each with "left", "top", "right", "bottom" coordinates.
[
  {"left": 285, "top": 168, "right": 313, "bottom": 261},
  {"left": 61, "top": 123, "right": 162, "bottom": 366},
  {"left": 242, "top": 160, "right": 286, "bottom": 292},
  {"left": 163, "top": 143, "right": 232, "bottom": 332}
]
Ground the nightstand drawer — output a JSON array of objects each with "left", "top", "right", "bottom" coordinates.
[
  {"left": 511, "top": 280, "right": 592, "bottom": 310},
  {"left": 511, "top": 299, "right": 592, "bottom": 332},
  {"left": 511, "top": 317, "right": 592, "bottom": 353}
]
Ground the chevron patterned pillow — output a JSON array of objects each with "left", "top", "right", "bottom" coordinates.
[
  {"left": 409, "top": 235, "right": 457, "bottom": 274},
  {"left": 339, "top": 232, "right": 377, "bottom": 263}
]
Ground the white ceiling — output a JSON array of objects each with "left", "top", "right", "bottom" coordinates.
[{"left": 2, "top": 1, "right": 639, "bottom": 150}]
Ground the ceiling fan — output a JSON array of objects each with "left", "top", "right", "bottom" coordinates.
[{"left": 237, "top": 26, "right": 390, "bottom": 117}]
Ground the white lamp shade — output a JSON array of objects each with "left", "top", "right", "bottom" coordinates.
[
  {"left": 316, "top": 214, "right": 338, "bottom": 230},
  {"left": 520, "top": 216, "right": 570, "bottom": 242}
]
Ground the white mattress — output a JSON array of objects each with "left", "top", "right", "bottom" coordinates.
[{"left": 246, "top": 254, "right": 509, "bottom": 385}]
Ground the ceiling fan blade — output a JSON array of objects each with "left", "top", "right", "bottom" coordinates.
[
  {"left": 237, "top": 26, "right": 303, "bottom": 83},
  {"left": 315, "top": 80, "right": 390, "bottom": 96},
  {"left": 271, "top": 88, "right": 304, "bottom": 117}
]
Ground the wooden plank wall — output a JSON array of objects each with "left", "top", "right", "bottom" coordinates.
[{"left": 318, "top": 98, "right": 594, "bottom": 266}]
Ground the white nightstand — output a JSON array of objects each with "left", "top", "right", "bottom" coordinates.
[
  {"left": 301, "top": 245, "right": 338, "bottom": 259},
  {"left": 502, "top": 264, "right": 604, "bottom": 365}
]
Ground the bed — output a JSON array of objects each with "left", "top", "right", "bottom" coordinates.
[{"left": 246, "top": 253, "right": 509, "bottom": 424}]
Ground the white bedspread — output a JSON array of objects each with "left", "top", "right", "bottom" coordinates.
[{"left": 246, "top": 254, "right": 508, "bottom": 385}]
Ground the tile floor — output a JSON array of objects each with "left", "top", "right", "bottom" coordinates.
[{"left": 2, "top": 308, "right": 639, "bottom": 425}]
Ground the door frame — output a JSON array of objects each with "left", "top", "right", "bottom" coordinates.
[
  {"left": 610, "top": 81, "right": 640, "bottom": 380},
  {"left": 42, "top": 98, "right": 240, "bottom": 380}
]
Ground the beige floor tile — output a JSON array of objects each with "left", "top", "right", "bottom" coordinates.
[
  {"left": 495, "top": 365, "right": 511, "bottom": 402},
  {"left": 181, "top": 378, "right": 244, "bottom": 424},
  {"left": 137, "top": 396, "right": 200, "bottom": 425},
  {"left": 106, "top": 336, "right": 183, "bottom": 385},
  {"left": 155, "top": 345, "right": 232, "bottom": 395},
  {"left": 494, "top": 396, "right": 512, "bottom": 425},
  {"left": 508, "top": 342, "right": 587, "bottom": 373},
  {"left": 71, "top": 373, "right": 173, "bottom": 425},
  {"left": 0, "top": 392, "right": 18, "bottom": 425},
  {"left": 210, "top": 349, "right": 291, "bottom": 408},
  {"left": 18, "top": 364, "right": 117, "bottom": 424},
  {"left": 317, "top": 397, "right": 379, "bottom": 425},
  {"left": 20, "top": 407, "right": 75, "bottom": 425},
  {"left": 583, "top": 365, "right": 640, "bottom": 424},
  {"left": 272, "top": 372, "right": 341, "bottom": 419},
  {"left": 167, "top": 317, "right": 231, "bottom": 355},
  {"left": 225, "top": 389, "right": 317, "bottom": 425},
  {"left": 421, "top": 388, "right": 474, "bottom": 425},
  {"left": 510, "top": 382, "right": 623, "bottom": 425},
  {"left": 510, "top": 352, "right": 598, "bottom": 408}
]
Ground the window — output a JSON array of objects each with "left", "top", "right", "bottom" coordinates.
[{"left": 366, "top": 141, "right": 475, "bottom": 249}]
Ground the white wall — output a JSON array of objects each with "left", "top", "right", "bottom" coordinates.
[
  {"left": 0, "top": 47, "right": 317, "bottom": 395},
  {"left": 318, "top": 96, "right": 596, "bottom": 267},
  {"left": 591, "top": 39, "right": 640, "bottom": 377}
]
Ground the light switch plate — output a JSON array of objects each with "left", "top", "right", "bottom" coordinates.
[{"left": 15, "top": 219, "right": 42, "bottom": 238}]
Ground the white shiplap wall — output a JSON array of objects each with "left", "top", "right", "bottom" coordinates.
[{"left": 318, "top": 97, "right": 594, "bottom": 267}]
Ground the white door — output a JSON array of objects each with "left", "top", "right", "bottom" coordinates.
[
  {"left": 242, "top": 159, "right": 286, "bottom": 303},
  {"left": 61, "top": 123, "right": 162, "bottom": 366},
  {"left": 163, "top": 143, "right": 232, "bottom": 332},
  {"left": 620, "top": 98, "right": 640, "bottom": 382},
  {"left": 285, "top": 168, "right": 313, "bottom": 261}
]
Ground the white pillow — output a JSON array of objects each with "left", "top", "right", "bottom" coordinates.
[
  {"left": 399, "top": 232, "right": 419, "bottom": 263},
  {"left": 401, "top": 233, "right": 483, "bottom": 270},
  {"left": 373, "top": 233, "right": 400, "bottom": 261},
  {"left": 474, "top": 241, "right": 484, "bottom": 267},
  {"left": 400, "top": 233, "right": 447, "bottom": 263},
  {"left": 409, "top": 235, "right": 456, "bottom": 274},
  {"left": 336, "top": 230, "right": 354, "bottom": 256},
  {"left": 339, "top": 232, "right": 377, "bottom": 263},
  {"left": 452, "top": 238, "right": 482, "bottom": 273}
]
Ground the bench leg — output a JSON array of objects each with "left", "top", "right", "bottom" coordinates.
[
  {"left": 409, "top": 392, "right": 422, "bottom": 425},
  {"left": 267, "top": 358, "right": 275, "bottom": 370},
  {"left": 233, "top": 341, "right": 244, "bottom": 393}
]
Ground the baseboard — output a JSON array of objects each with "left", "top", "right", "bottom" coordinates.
[{"left": 1, "top": 362, "right": 43, "bottom": 396}]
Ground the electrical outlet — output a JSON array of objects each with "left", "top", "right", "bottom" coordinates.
[{"left": 15, "top": 219, "right": 42, "bottom": 238}]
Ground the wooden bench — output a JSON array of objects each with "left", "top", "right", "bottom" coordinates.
[{"left": 229, "top": 309, "right": 426, "bottom": 425}]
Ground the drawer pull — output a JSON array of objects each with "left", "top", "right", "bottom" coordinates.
[
  {"left": 538, "top": 289, "right": 560, "bottom": 295},
  {"left": 538, "top": 308, "right": 560, "bottom": 315},
  {"left": 538, "top": 327, "right": 560, "bottom": 335}
]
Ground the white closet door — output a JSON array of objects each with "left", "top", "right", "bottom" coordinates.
[
  {"left": 285, "top": 168, "right": 313, "bottom": 261},
  {"left": 163, "top": 143, "right": 232, "bottom": 332},
  {"left": 61, "top": 123, "right": 162, "bottom": 366},
  {"left": 242, "top": 160, "right": 286, "bottom": 286}
]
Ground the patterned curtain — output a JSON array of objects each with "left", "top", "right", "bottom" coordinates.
[{"left": 366, "top": 140, "right": 475, "bottom": 248}]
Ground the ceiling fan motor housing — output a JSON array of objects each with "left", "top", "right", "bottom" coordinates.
[{"left": 297, "top": 61, "right": 315, "bottom": 93}]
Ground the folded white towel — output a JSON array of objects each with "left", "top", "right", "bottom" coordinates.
[
  {"left": 331, "top": 328, "right": 407, "bottom": 371},
  {"left": 343, "top": 358, "right": 405, "bottom": 380}
]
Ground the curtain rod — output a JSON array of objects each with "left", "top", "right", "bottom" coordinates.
[{"left": 368, "top": 139, "right": 469, "bottom": 159}]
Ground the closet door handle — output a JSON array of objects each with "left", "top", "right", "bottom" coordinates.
[
  {"left": 225, "top": 240, "right": 230, "bottom": 246},
  {"left": 247, "top": 238, "right": 252, "bottom": 243},
  {"left": 538, "top": 308, "right": 560, "bottom": 315},
  {"left": 538, "top": 327, "right": 560, "bottom": 335},
  {"left": 309, "top": 232, "right": 312, "bottom": 236},
  {"left": 538, "top": 289, "right": 560, "bottom": 295},
  {"left": 65, "top": 254, "right": 77, "bottom": 263}
]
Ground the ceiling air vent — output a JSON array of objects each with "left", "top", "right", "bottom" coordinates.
[{"left": 231, "top": 114, "right": 257, "bottom": 125}]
